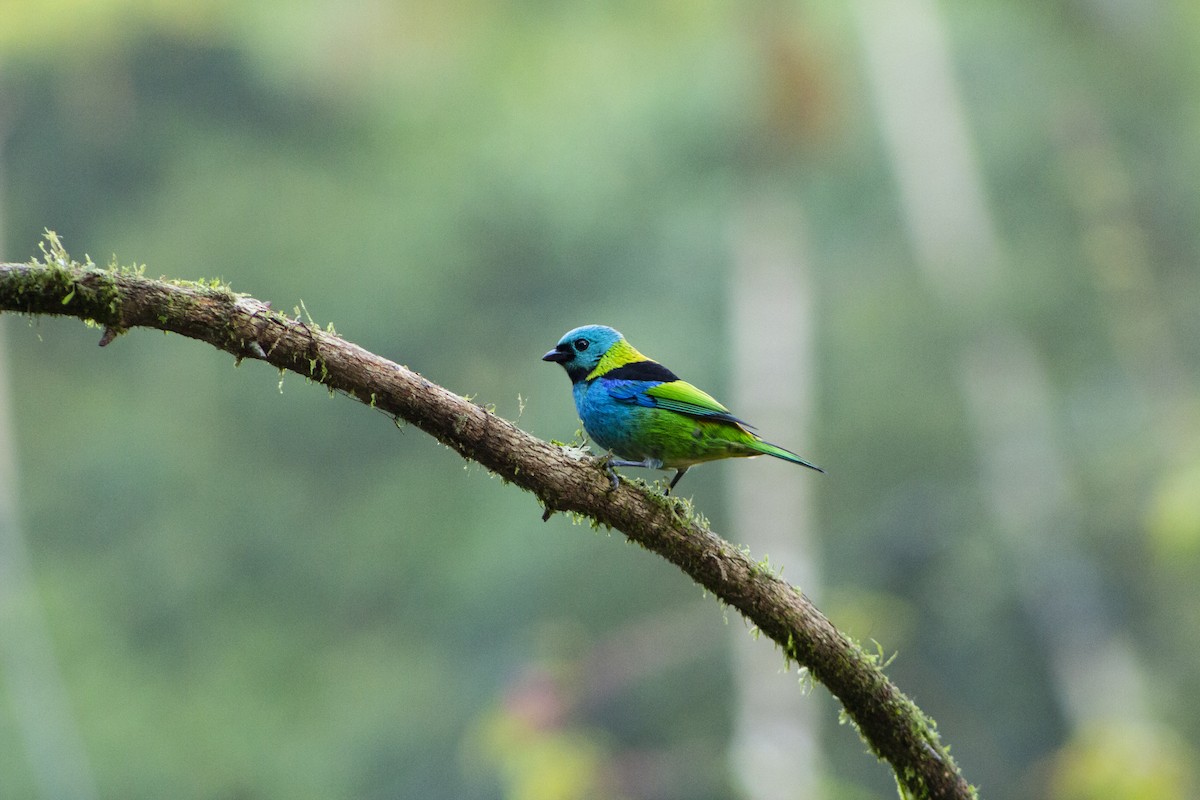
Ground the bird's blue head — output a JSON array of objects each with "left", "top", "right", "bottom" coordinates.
[{"left": 542, "top": 324, "right": 626, "bottom": 383}]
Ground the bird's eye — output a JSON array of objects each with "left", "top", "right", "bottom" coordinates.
[{"left": 574, "top": 338, "right": 589, "bottom": 351}]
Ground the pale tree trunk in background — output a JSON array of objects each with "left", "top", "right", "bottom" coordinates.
[
  {"left": 0, "top": 117, "right": 100, "bottom": 800},
  {"left": 728, "top": 197, "right": 822, "bottom": 800},
  {"left": 853, "top": 0, "right": 1151, "bottom": 734}
]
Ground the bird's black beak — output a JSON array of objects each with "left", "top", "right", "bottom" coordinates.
[{"left": 542, "top": 345, "right": 571, "bottom": 363}]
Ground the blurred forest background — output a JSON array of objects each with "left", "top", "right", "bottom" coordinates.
[{"left": 2, "top": 1, "right": 1199, "bottom": 798}]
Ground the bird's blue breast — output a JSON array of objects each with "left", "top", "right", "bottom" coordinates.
[{"left": 572, "top": 377, "right": 660, "bottom": 459}]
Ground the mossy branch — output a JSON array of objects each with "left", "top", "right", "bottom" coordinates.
[{"left": 0, "top": 234, "right": 975, "bottom": 800}]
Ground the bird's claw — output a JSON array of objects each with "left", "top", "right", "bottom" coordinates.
[{"left": 595, "top": 453, "right": 621, "bottom": 490}]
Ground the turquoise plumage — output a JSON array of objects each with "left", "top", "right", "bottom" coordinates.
[{"left": 543, "top": 324, "right": 822, "bottom": 492}]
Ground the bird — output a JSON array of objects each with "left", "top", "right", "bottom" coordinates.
[{"left": 542, "top": 324, "right": 822, "bottom": 493}]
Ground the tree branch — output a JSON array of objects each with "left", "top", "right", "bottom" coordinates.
[{"left": 0, "top": 236, "right": 975, "bottom": 800}]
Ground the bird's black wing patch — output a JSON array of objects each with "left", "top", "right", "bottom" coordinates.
[{"left": 600, "top": 360, "right": 679, "bottom": 383}]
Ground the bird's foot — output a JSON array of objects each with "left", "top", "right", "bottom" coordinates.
[
  {"left": 593, "top": 453, "right": 621, "bottom": 490},
  {"left": 602, "top": 457, "right": 621, "bottom": 490},
  {"left": 594, "top": 454, "right": 664, "bottom": 491},
  {"left": 665, "top": 468, "right": 688, "bottom": 495}
]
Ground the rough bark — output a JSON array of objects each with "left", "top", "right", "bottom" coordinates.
[{"left": 0, "top": 242, "right": 975, "bottom": 800}]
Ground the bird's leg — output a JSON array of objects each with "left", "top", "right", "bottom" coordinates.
[
  {"left": 595, "top": 454, "right": 663, "bottom": 490},
  {"left": 666, "top": 467, "right": 688, "bottom": 495}
]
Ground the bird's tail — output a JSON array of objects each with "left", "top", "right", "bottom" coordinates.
[{"left": 753, "top": 440, "right": 824, "bottom": 473}]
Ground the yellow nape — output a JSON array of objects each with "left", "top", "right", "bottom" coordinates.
[{"left": 586, "top": 337, "right": 649, "bottom": 380}]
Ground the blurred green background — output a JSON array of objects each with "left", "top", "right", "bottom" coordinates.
[{"left": 2, "top": 1, "right": 1199, "bottom": 798}]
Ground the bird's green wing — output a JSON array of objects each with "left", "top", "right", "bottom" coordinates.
[{"left": 644, "top": 380, "right": 753, "bottom": 427}]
